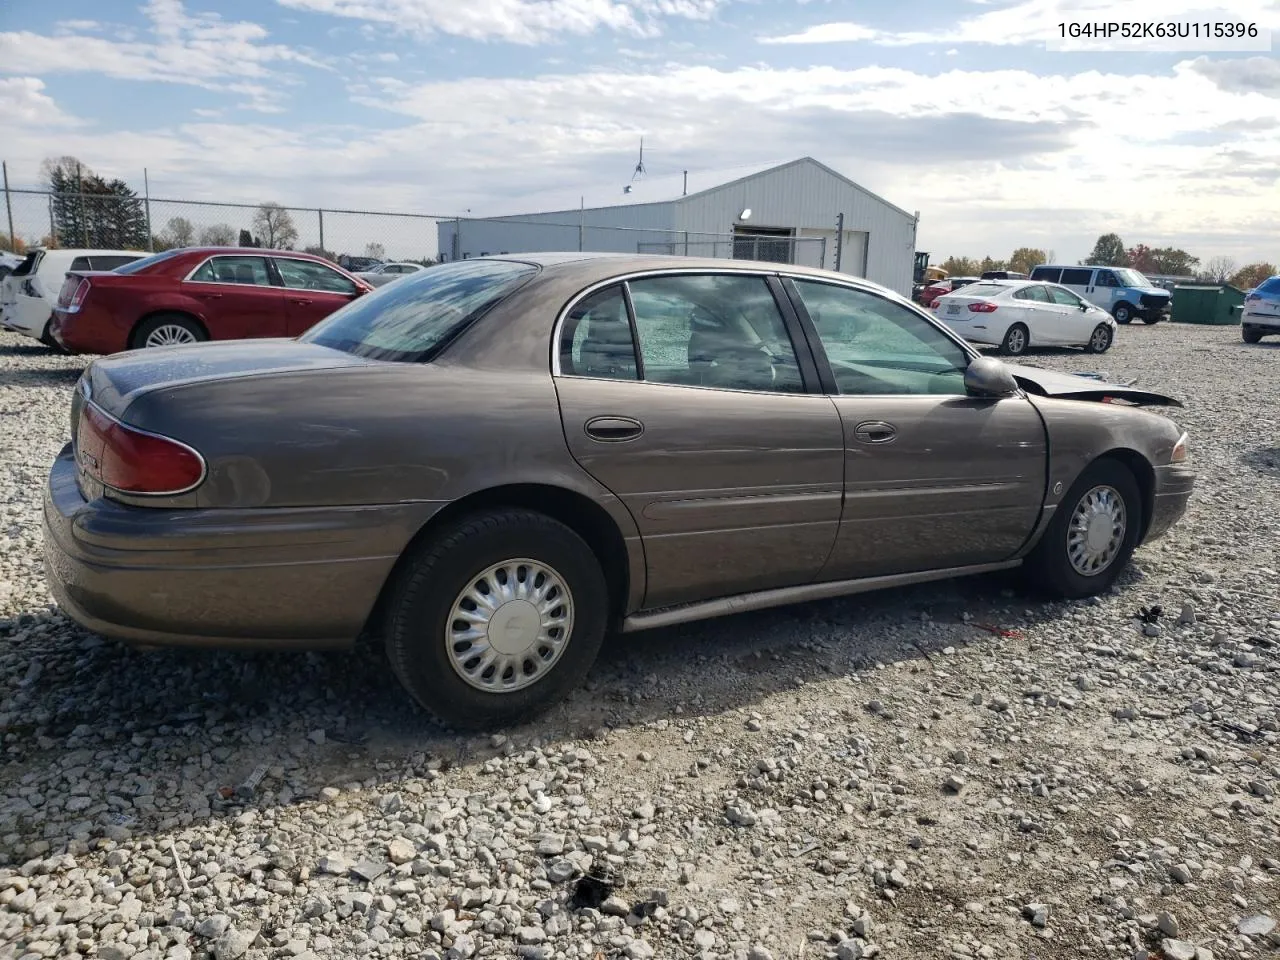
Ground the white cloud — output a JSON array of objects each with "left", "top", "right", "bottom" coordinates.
[
  {"left": 0, "top": 0, "right": 325, "bottom": 112},
  {"left": 0, "top": 60, "right": 1274, "bottom": 264},
  {"left": 759, "top": 22, "right": 880, "bottom": 44},
  {"left": 274, "top": 0, "right": 724, "bottom": 43},
  {"left": 0, "top": 77, "right": 82, "bottom": 128}
]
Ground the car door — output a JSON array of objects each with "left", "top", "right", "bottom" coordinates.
[
  {"left": 273, "top": 257, "right": 363, "bottom": 335},
  {"left": 1060, "top": 267, "right": 1103, "bottom": 308},
  {"left": 1045, "top": 284, "right": 1097, "bottom": 342},
  {"left": 553, "top": 272, "right": 845, "bottom": 609},
  {"left": 1013, "top": 284, "right": 1069, "bottom": 344},
  {"left": 184, "top": 254, "right": 287, "bottom": 339},
  {"left": 781, "top": 277, "right": 1047, "bottom": 579}
]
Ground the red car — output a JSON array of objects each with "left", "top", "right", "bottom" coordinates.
[
  {"left": 49, "top": 247, "right": 373, "bottom": 354},
  {"left": 917, "top": 276, "right": 980, "bottom": 309}
]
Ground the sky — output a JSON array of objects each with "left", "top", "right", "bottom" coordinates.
[{"left": 0, "top": 0, "right": 1278, "bottom": 265}]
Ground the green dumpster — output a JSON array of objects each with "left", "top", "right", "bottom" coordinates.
[{"left": 1171, "top": 283, "right": 1245, "bottom": 325}]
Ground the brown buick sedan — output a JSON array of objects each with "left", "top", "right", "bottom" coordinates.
[{"left": 44, "top": 254, "right": 1195, "bottom": 728}]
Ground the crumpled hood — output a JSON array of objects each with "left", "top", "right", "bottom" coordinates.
[{"left": 1006, "top": 363, "right": 1183, "bottom": 407}]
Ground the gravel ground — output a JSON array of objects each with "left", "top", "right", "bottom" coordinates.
[{"left": 1, "top": 324, "right": 1277, "bottom": 960}]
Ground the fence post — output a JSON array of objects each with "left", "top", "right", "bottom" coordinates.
[
  {"left": 834, "top": 212, "right": 844, "bottom": 272},
  {"left": 2, "top": 162, "right": 14, "bottom": 249},
  {"left": 820, "top": 237, "right": 827, "bottom": 269},
  {"left": 144, "top": 167, "right": 154, "bottom": 251},
  {"left": 48, "top": 196, "right": 56, "bottom": 247},
  {"left": 318, "top": 209, "right": 325, "bottom": 255},
  {"left": 76, "top": 162, "right": 89, "bottom": 247}
]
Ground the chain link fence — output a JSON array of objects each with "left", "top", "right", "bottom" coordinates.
[{"left": 1, "top": 184, "right": 827, "bottom": 271}]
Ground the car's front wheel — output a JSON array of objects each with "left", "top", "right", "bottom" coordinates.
[
  {"left": 1242, "top": 327, "right": 1263, "bottom": 344},
  {"left": 1022, "top": 459, "right": 1142, "bottom": 600},
  {"left": 386, "top": 509, "right": 609, "bottom": 730},
  {"left": 1112, "top": 303, "right": 1133, "bottom": 324},
  {"left": 1085, "top": 323, "right": 1113, "bottom": 353}
]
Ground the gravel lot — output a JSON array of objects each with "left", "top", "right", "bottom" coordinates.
[{"left": 1, "top": 324, "right": 1277, "bottom": 960}]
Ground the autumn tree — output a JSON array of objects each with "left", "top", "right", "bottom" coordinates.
[
  {"left": 364, "top": 241, "right": 386, "bottom": 261},
  {"left": 1230, "top": 262, "right": 1277, "bottom": 290},
  {"left": 163, "top": 216, "right": 195, "bottom": 248},
  {"left": 1199, "top": 256, "right": 1236, "bottom": 283},
  {"left": 1008, "top": 247, "right": 1047, "bottom": 274},
  {"left": 978, "top": 256, "right": 1008, "bottom": 274},
  {"left": 251, "top": 202, "right": 298, "bottom": 250},
  {"left": 1084, "top": 233, "right": 1127, "bottom": 266},
  {"left": 198, "top": 223, "right": 237, "bottom": 245},
  {"left": 941, "top": 256, "right": 980, "bottom": 276},
  {"left": 0, "top": 232, "right": 26, "bottom": 254},
  {"left": 1128, "top": 245, "right": 1198, "bottom": 276}
]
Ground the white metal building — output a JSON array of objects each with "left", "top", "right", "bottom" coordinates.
[{"left": 437, "top": 158, "right": 920, "bottom": 296}]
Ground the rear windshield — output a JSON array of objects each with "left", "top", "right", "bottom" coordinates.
[
  {"left": 113, "top": 248, "right": 188, "bottom": 275},
  {"left": 950, "top": 282, "right": 1008, "bottom": 297},
  {"left": 1255, "top": 277, "right": 1280, "bottom": 294},
  {"left": 300, "top": 259, "right": 539, "bottom": 362},
  {"left": 12, "top": 251, "right": 42, "bottom": 278}
]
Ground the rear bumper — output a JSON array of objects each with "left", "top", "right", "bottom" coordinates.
[
  {"left": 49, "top": 307, "right": 129, "bottom": 355},
  {"left": 1143, "top": 463, "right": 1195, "bottom": 545},
  {"left": 42, "top": 445, "right": 433, "bottom": 649}
]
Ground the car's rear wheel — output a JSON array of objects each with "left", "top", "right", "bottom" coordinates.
[
  {"left": 1085, "top": 323, "right": 1113, "bottom": 353},
  {"left": 1022, "top": 459, "right": 1142, "bottom": 600},
  {"left": 132, "top": 314, "right": 206, "bottom": 349},
  {"left": 999, "top": 323, "right": 1029, "bottom": 356},
  {"left": 386, "top": 508, "right": 609, "bottom": 730},
  {"left": 1242, "top": 327, "right": 1263, "bottom": 344}
]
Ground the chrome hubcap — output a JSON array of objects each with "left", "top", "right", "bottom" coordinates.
[
  {"left": 144, "top": 324, "right": 197, "bottom": 347},
  {"left": 446, "top": 558, "right": 573, "bottom": 693},
  {"left": 1091, "top": 327, "right": 1110, "bottom": 350},
  {"left": 1067, "top": 484, "right": 1126, "bottom": 576},
  {"left": 1008, "top": 328, "right": 1025, "bottom": 352}
]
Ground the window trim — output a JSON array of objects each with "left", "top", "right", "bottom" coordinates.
[
  {"left": 182, "top": 254, "right": 279, "bottom": 288},
  {"left": 270, "top": 255, "right": 360, "bottom": 295},
  {"left": 552, "top": 267, "right": 821, "bottom": 396}
]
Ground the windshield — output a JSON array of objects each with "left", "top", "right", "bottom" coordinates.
[
  {"left": 1115, "top": 268, "right": 1151, "bottom": 287},
  {"left": 1254, "top": 276, "right": 1280, "bottom": 295},
  {"left": 300, "top": 259, "right": 538, "bottom": 362},
  {"left": 113, "top": 248, "right": 188, "bottom": 275}
]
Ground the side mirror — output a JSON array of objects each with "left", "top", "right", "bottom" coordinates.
[
  {"left": 964, "top": 356, "right": 1019, "bottom": 398},
  {"left": 1079, "top": 302, "right": 1089, "bottom": 310}
]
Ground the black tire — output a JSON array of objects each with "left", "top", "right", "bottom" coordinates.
[
  {"left": 386, "top": 509, "right": 609, "bottom": 730},
  {"left": 130, "top": 313, "right": 206, "bottom": 349},
  {"left": 1022, "top": 459, "right": 1143, "bottom": 600},
  {"left": 1242, "top": 327, "right": 1263, "bottom": 344},
  {"left": 1084, "top": 323, "right": 1113, "bottom": 354},
  {"left": 1112, "top": 303, "right": 1134, "bottom": 324},
  {"left": 1140, "top": 314, "right": 1162, "bottom": 325},
  {"left": 999, "top": 323, "right": 1029, "bottom": 356}
]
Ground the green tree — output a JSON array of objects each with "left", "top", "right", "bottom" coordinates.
[
  {"left": 941, "top": 256, "right": 980, "bottom": 276},
  {"left": 238, "top": 229, "right": 257, "bottom": 248},
  {"left": 42, "top": 156, "right": 147, "bottom": 250},
  {"left": 978, "top": 256, "right": 1008, "bottom": 274},
  {"left": 1084, "top": 233, "right": 1127, "bottom": 266},
  {"left": 1230, "top": 262, "right": 1277, "bottom": 290},
  {"left": 251, "top": 202, "right": 298, "bottom": 250},
  {"left": 1009, "top": 247, "right": 1047, "bottom": 274}
]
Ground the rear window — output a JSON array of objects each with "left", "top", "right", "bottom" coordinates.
[
  {"left": 11, "top": 251, "right": 42, "bottom": 278},
  {"left": 113, "top": 248, "right": 188, "bottom": 275},
  {"left": 1061, "top": 268, "right": 1094, "bottom": 285},
  {"left": 950, "top": 282, "right": 1008, "bottom": 297},
  {"left": 70, "top": 256, "right": 92, "bottom": 271},
  {"left": 1255, "top": 277, "right": 1280, "bottom": 294},
  {"left": 91, "top": 255, "right": 144, "bottom": 271},
  {"left": 1029, "top": 267, "right": 1060, "bottom": 283},
  {"left": 300, "top": 259, "right": 538, "bottom": 363}
]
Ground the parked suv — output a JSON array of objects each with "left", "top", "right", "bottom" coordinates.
[
  {"left": 1029, "top": 265, "right": 1170, "bottom": 324},
  {"left": 1, "top": 248, "right": 147, "bottom": 345},
  {"left": 1241, "top": 275, "right": 1280, "bottom": 344},
  {"left": 49, "top": 247, "right": 373, "bottom": 353}
]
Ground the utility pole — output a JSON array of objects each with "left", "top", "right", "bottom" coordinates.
[
  {"left": 76, "top": 161, "right": 88, "bottom": 247},
  {"left": 578, "top": 196, "right": 584, "bottom": 252},
  {"left": 834, "top": 212, "right": 845, "bottom": 272},
  {"left": 2, "top": 162, "right": 14, "bottom": 249},
  {"left": 144, "top": 167, "right": 154, "bottom": 251}
]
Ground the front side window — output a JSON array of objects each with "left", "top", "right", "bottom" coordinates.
[
  {"left": 276, "top": 258, "right": 359, "bottom": 294},
  {"left": 791, "top": 279, "right": 969, "bottom": 396},
  {"left": 1047, "top": 285, "right": 1084, "bottom": 306},
  {"left": 190, "top": 256, "right": 273, "bottom": 286},
  {"left": 301, "top": 258, "right": 537, "bottom": 363},
  {"left": 1095, "top": 270, "right": 1119, "bottom": 287},
  {"left": 628, "top": 274, "right": 803, "bottom": 393}
]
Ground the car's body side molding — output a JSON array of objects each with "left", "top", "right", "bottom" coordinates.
[{"left": 620, "top": 559, "right": 1022, "bottom": 633}]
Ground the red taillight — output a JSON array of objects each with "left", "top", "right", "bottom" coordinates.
[
  {"left": 57, "top": 277, "right": 91, "bottom": 312},
  {"left": 76, "top": 404, "right": 205, "bottom": 495},
  {"left": 968, "top": 301, "right": 999, "bottom": 313}
]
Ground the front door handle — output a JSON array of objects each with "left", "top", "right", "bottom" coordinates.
[
  {"left": 853, "top": 420, "right": 897, "bottom": 444},
  {"left": 198, "top": 293, "right": 223, "bottom": 300},
  {"left": 584, "top": 416, "right": 644, "bottom": 442}
]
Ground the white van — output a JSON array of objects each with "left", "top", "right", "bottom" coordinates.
[
  {"left": 1028, "top": 264, "right": 1171, "bottom": 325},
  {"left": 0, "top": 248, "right": 146, "bottom": 345}
]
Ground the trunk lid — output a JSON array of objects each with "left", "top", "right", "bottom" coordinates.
[
  {"left": 1006, "top": 363, "right": 1183, "bottom": 407},
  {"left": 81, "top": 339, "right": 377, "bottom": 416}
]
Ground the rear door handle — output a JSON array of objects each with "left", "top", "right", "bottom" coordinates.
[
  {"left": 853, "top": 421, "right": 897, "bottom": 444},
  {"left": 198, "top": 293, "right": 223, "bottom": 300},
  {"left": 584, "top": 416, "right": 644, "bottom": 442},
  {"left": 291, "top": 298, "right": 313, "bottom": 306}
]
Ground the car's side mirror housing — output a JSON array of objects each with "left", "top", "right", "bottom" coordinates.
[{"left": 964, "top": 356, "right": 1020, "bottom": 398}]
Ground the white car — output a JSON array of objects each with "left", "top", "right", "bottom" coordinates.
[
  {"left": 1, "top": 248, "right": 146, "bottom": 345},
  {"left": 355, "top": 261, "right": 427, "bottom": 287},
  {"left": 1241, "top": 274, "right": 1280, "bottom": 344},
  {"left": 0, "top": 250, "right": 23, "bottom": 277},
  {"left": 935, "top": 279, "right": 1117, "bottom": 356}
]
